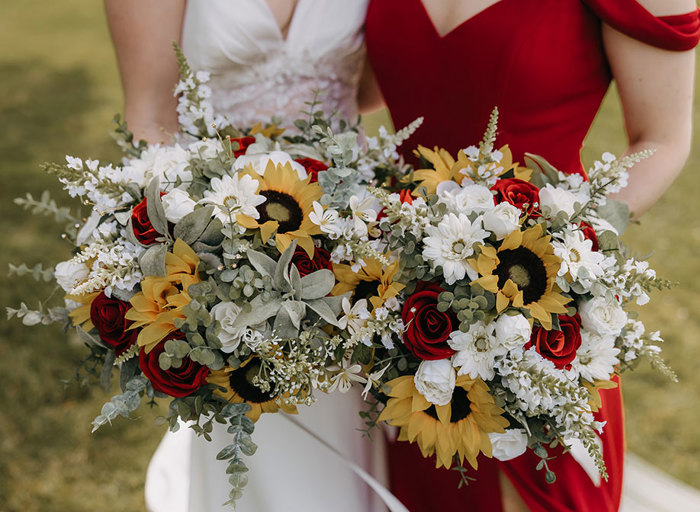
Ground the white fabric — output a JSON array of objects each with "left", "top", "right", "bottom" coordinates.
[
  {"left": 146, "top": 391, "right": 388, "bottom": 512},
  {"left": 181, "top": 0, "right": 368, "bottom": 129},
  {"left": 146, "top": 2, "right": 389, "bottom": 511}
]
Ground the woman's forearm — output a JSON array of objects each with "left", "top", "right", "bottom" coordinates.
[
  {"left": 105, "top": 0, "right": 186, "bottom": 144},
  {"left": 609, "top": 140, "right": 691, "bottom": 219}
]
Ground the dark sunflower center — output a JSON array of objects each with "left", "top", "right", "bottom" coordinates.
[
  {"left": 424, "top": 387, "right": 472, "bottom": 423},
  {"left": 257, "top": 190, "right": 303, "bottom": 233},
  {"left": 228, "top": 360, "right": 275, "bottom": 404},
  {"left": 354, "top": 279, "right": 380, "bottom": 301},
  {"left": 495, "top": 247, "right": 548, "bottom": 304}
]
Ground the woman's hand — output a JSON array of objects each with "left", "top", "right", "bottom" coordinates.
[
  {"left": 105, "top": 0, "right": 186, "bottom": 145},
  {"left": 603, "top": 0, "right": 696, "bottom": 218}
]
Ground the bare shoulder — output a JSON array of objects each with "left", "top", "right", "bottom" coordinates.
[{"left": 635, "top": 0, "right": 697, "bottom": 16}]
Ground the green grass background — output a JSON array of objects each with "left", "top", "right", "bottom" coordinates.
[{"left": 0, "top": 1, "right": 698, "bottom": 511}]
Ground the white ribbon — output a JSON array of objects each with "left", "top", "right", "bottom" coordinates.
[{"left": 283, "top": 415, "right": 410, "bottom": 512}]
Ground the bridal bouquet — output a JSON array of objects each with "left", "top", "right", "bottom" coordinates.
[
  {"left": 7, "top": 50, "right": 418, "bottom": 506},
  {"left": 353, "top": 109, "right": 674, "bottom": 484}
]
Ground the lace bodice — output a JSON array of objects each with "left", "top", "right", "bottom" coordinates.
[{"left": 181, "top": 0, "right": 369, "bottom": 129}]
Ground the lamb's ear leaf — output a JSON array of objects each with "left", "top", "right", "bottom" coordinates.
[
  {"left": 273, "top": 240, "right": 297, "bottom": 291},
  {"left": 146, "top": 178, "right": 169, "bottom": 235},
  {"left": 246, "top": 250, "right": 277, "bottom": 279},
  {"left": 300, "top": 269, "right": 335, "bottom": 300},
  {"left": 230, "top": 295, "right": 281, "bottom": 329},
  {"left": 524, "top": 153, "right": 560, "bottom": 186},
  {"left": 174, "top": 206, "right": 215, "bottom": 245},
  {"left": 306, "top": 298, "right": 340, "bottom": 327},
  {"left": 596, "top": 199, "right": 629, "bottom": 235},
  {"left": 139, "top": 243, "right": 168, "bottom": 277}
]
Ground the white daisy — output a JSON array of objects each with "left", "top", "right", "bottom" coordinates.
[
  {"left": 448, "top": 321, "right": 503, "bottom": 380},
  {"left": 553, "top": 229, "right": 606, "bottom": 292},
  {"left": 199, "top": 174, "right": 265, "bottom": 225},
  {"left": 422, "top": 213, "right": 488, "bottom": 285},
  {"left": 571, "top": 331, "right": 620, "bottom": 382}
]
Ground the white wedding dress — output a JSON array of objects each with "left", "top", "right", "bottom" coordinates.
[{"left": 144, "top": 1, "right": 389, "bottom": 512}]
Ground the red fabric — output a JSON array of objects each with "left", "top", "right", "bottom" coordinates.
[
  {"left": 365, "top": 1, "right": 697, "bottom": 510},
  {"left": 583, "top": 1, "right": 700, "bottom": 51}
]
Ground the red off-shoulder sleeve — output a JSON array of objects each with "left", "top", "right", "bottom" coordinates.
[{"left": 582, "top": 0, "right": 700, "bottom": 51}]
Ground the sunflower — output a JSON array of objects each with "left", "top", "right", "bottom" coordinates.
[
  {"left": 469, "top": 224, "right": 570, "bottom": 330},
  {"left": 238, "top": 160, "right": 322, "bottom": 257},
  {"left": 207, "top": 357, "right": 297, "bottom": 422},
  {"left": 378, "top": 374, "right": 508, "bottom": 469},
  {"left": 331, "top": 257, "right": 404, "bottom": 311},
  {"left": 126, "top": 239, "right": 201, "bottom": 352},
  {"left": 412, "top": 145, "right": 532, "bottom": 196}
]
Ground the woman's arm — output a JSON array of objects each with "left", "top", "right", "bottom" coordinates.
[
  {"left": 104, "top": 0, "right": 186, "bottom": 144},
  {"left": 602, "top": 0, "right": 696, "bottom": 218},
  {"left": 357, "top": 56, "right": 386, "bottom": 114}
]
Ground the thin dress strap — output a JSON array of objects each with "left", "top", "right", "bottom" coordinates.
[{"left": 582, "top": 0, "right": 700, "bottom": 51}]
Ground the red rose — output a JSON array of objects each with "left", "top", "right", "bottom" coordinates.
[
  {"left": 580, "top": 222, "right": 599, "bottom": 252},
  {"left": 90, "top": 291, "right": 138, "bottom": 355},
  {"left": 527, "top": 314, "right": 582, "bottom": 369},
  {"left": 294, "top": 158, "right": 329, "bottom": 183},
  {"left": 131, "top": 196, "right": 161, "bottom": 245},
  {"left": 491, "top": 178, "right": 540, "bottom": 217},
  {"left": 139, "top": 332, "right": 210, "bottom": 397},
  {"left": 291, "top": 247, "right": 332, "bottom": 277},
  {"left": 230, "top": 136, "right": 256, "bottom": 158},
  {"left": 402, "top": 282, "right": 457, "bottom": 360}
]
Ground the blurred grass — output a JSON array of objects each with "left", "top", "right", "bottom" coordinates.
[{"left": 0, "top": 1, "right": 698, "bottom": 510}]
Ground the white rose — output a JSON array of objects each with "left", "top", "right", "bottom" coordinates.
[
  {"left": 538, "top": 184, "right": 586, "bottom": 218},
  {"left": 482, "top": 202, "right": 521, "bottom": 239},
  {"left": 54, "top": 260, "right": 90, "bottom": 293},
  {"left": 488, "top": 429, "right": 528, "bottom": 461},
  {"left": 579, "top": 296, "right": 627, "bottom": 337},
  {"left": 162, "top": 189, "right": 197, "bottom": 223},
  {"left": 233, "top": 150, "right": 307, "bottom": 180},
  {"left": 494, "top": 313, "right": 532, "bottom": 351},
  {"left": 442, "top": 183, "right": 494, "bottom": 213},
  {"left": 211, "top": 302, "right": 246, "bottom": 352},
  {"left": 413, "top": 359, "right": 456, "bottom": 406}
]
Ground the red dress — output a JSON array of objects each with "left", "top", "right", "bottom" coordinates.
[{"left": 365, "top": 1, "right": 700, "bottom": 511}]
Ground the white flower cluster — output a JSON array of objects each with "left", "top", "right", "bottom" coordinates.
[{"left": 174, "top": 70, "right": 230, "bottom": 138}]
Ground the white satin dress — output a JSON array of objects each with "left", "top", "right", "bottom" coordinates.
[{"left": 144, "top": 2, "right": 388, "bottom": 511}]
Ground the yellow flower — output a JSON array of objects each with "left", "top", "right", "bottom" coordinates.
[
  {"left": 126, "top": 239, "right": 201, "bottom": 353},
  {"left": 66, "top": 291, "right": 100, "bottom": 330},
  {"left": 208, "top": 358, "right": 297, "bottom": 422},
  {"left": 238, "top": 161, "right": 322, "bottom": 257},
  {"left": 412, "top": 145, "right": 532, "bottom": 196},
  {"left": 379, "top": 375, "right": 508, "bottom": 469},
  {"left": 469, "top": 224, "right": 570, "bottom": 330},
  {"left": 331, "top": 257, "right": 404, "bottom": 311}
]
